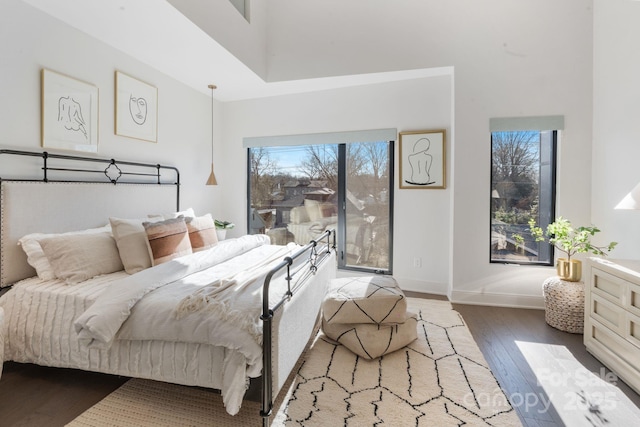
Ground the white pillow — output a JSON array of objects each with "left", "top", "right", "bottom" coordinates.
[
  {"left": 147, "top": 207, "right": 195, "bottom": 220},
  {"left": 110, "top": 217, "right": 162, "bottom": 274},
  {"left": 18, "top": 225, "right": 111, "bottom": 281},
  {"left": 39, "top": 232, "right": 124, "bottom": 285}
]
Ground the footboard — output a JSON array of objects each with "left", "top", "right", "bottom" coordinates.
[{"left": 260, "top": 230, "right": 336, "bottom": 426}]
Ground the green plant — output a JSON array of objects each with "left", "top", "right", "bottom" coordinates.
[
  {"left": 214, "top": 219, "right": 235, "bottom": 230},
  {"left": 526, "top": 216, "right": 617, "bottom": 261}
]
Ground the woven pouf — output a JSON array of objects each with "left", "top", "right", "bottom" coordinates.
[
  {"left": 542, "top": 276, "right": 585, "bottom": 334},
  {"left": 323, "top": 276, "right": 407, "bottom": 325}
]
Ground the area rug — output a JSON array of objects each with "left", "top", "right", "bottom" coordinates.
[{"left": 67, "top": 298, "right": 520, "bottom": 426}]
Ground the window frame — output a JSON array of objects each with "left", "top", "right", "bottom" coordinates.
[
  {"left": 246, "top": 139, "right": 394, "bottom": 275},
  {"left": 489, "top": 129, "right": 558, "bottom": 266}
]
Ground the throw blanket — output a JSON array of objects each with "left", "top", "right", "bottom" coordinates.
[
  {"left": 74, "top": 234, "right": 275, "bottom": 348},
  {"left": 174, "top": 244, "right": 296, "bottom": 329}
]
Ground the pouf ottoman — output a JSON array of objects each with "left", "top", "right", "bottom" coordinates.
[
  {"left": 322, "top": 312, "right": 418, "bottom": 359},
  {"left": 322, "top": 276, "right": 416, "bottom": 359},
  {"left": 323, "top": 276, "right": 407, "bottom": 325}
]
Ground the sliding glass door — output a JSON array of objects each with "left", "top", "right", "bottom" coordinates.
[{"left": 248, "top": 139, "right": 393, "bottom": 273}]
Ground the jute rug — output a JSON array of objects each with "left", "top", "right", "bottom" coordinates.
[{"left": 67, "top": 298, "right": 520, "bottom": 426}]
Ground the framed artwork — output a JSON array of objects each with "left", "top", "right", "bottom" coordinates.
[
  {"left": 115, "top": 71, "right": 158, "bottom": 142},
  {"left": 41, "top": 69, "right": 99, "bottom": 153},
  {"left": 399, "top": 129, "right": 446, "bottom": 189}
]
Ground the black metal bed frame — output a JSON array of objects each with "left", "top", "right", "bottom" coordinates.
[
  {"left": 260, "top": 228, "right": 335, "bottom": 426},
  {"left": 0, "top": 148, "right": 335, "bottom": 425},
  {"left": 0, "top": 149, "right": 181, "bottom": 210}
]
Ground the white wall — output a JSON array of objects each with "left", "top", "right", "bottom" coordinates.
[
  {"left": 0, "top": 0, "right": 222, "bottom": 217},
  {"left": 264, "top": 0, "right": 594, "bottom": 306},
  {"left": 2, "top": 0, "right": 602, "bottom": 307},
  {"left": 592, "top": 0, "right": 640, "bottom": 259},
  {"left": 167, "top": 0, "right": 268, "bottom": 79},
  {"left": 222, "top": 76, "right": 453, "bottom": 293}
]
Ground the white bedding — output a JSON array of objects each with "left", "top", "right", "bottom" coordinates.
[{"left": 0, "top": 235, "right": 313, "bottom": 415}]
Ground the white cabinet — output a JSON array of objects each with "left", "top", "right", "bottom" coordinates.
[{"left": 584, "top": 258, "right": 640, "bottom": 394}]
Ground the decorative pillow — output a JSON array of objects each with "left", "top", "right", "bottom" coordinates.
[
  {"left": 39, "top": 232, "right": 124, "bottom": 285},
  {"left": 143, "top": 217, "right": 192, "bottom": 266},
  {"left": 186, "top": 214, "right": 218, "bottom": 252},
  {"left": 147, "top": 207, "right": 195, "bottom": 220},
  {"left": 304, "top": 199, "right": 323, "bottom": 221},
  {"left": 18, "top": 225, "right": 111, "bottom": 281},
  {"left": 322, "top": 312, "right": 418, "bottom": 359},
  {"left": 110, "top": 217, "right": 162, "bottom": 274},
  {"left": 323, "top": 276, "right": 407, "bottom": 325}
]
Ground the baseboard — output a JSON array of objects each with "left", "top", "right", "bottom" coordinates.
[
  {"left": 334, "top": 271, "right": 544, "bottom": 309},
  {"left": 450, "top": 290, "right": 545, "bottom": 309},
  {"left": 395, "top": 277, "right": 448, "bottom": 296}
]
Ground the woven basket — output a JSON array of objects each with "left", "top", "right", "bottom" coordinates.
[{"left": 542, "top": 276, "right": 585, "bottom": 334}]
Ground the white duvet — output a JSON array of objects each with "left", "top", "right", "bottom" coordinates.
[{"left": 2, "top": 234, "right": 309, "bottom": 415}]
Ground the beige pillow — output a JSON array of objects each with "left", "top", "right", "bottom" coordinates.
[
  {"left": 110, "top": 217, "right": 161, "bottom": 274},
  {"left": 143, "top": 217, "right": 192, "bottom": 266},
  {"left": 18, "top": 225, "right": 111, "bottom": 281},
  {"left": 39, "top": 232, "right": 124, "bottom": 285},
  {"left": 186, "top": 214, "right": 218, "bottom": 252},
  {"left": 322, "top": 312, "right": 418, "bottom": 359},
  {"left": 323, "top": 276, "right": 407, "bottom": 325}
]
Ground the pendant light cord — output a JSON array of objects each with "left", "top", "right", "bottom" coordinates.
[{"left": 209, "top": 84, "right": 216, "bottom": 165}]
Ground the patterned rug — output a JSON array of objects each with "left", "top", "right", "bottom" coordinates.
[{"left": 67, "top": 298, "right": 520, "bottom": 426}]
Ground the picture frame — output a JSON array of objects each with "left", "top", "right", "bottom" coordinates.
[
  {"left": 115, "top": 71, "right": 158, "bottom": 142},
  {"left": 399, "top": 129, "right": 446, "bottom": 189},
  {"left": 41, "top": 69, "right": 99, "bottom": 153}
]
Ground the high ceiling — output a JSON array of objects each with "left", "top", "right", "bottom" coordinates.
[{"left": 22, "top": 0, "right": 448, "bottom": 101}]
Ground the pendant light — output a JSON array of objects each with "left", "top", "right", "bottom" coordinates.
[{"left": 206, "top": 84, "right": 218, "bottom": 185}]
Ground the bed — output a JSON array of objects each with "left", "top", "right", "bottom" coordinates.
[{"left": 0, "top": 149, "right": 336, "bottom": 426}]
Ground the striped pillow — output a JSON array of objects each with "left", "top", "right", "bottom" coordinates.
[
  {"left": 186, "top": 214, "right": 218, "bottom": 252},
  {"left": 143, "top": 217, "right": 192, "bottom": 266}
]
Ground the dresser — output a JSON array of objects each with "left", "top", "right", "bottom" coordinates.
[{"left": 584, "top": 258, "right": 640, "bottom": 394}]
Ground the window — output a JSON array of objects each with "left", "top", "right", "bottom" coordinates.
[
  {"left": 246, "top": 132, "right": 394, "bottom": 273},
  {"left": 489, "top": 116, "right": 561, "bottom": 265}
]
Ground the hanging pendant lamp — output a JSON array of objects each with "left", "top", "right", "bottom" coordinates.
[{"left": 206, "top": 84, "right": 218, "bottom": 185}]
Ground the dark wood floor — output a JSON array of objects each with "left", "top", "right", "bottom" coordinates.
[{"left": 1, "top": 294, "right": 639, "bottom": 426}]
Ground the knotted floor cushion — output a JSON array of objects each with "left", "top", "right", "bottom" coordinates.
[
  {"left": 323, "top": 276, "right": 407, "bottom": 325},
  {"left": 322, "top": 312, "right": 418, "bottom": 359}
]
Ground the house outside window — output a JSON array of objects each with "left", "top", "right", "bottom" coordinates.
[
  {"left": 245, "top": 130, "right": 395, "bottom": 273},
  {"left": 489, "top": 116, "right": 562, "bottom": 265}
]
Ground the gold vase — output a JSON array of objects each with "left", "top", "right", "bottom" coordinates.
[{"left": 556, "top": 258, "right": 582, "bottom": 282}]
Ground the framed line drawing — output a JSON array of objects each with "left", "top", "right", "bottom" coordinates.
[
  {"left": 41, "top": 69, "right": 99, "bottom": 153},
  {"left": 399, "top": 129, "right": 446, "bottom": 189},
  {"left": 115, "top": 71, "right": 158, "bottom": 142}
]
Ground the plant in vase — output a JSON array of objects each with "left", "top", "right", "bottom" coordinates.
[
  {"left": 214, "top": 219, "right": 235, "bottom": 241},
  {"left": 525, "top": 217, "right": 617, "bottom": 281}
]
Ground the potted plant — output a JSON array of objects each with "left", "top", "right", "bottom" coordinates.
[
  {"left": 214, "top": 219, "right": 235, "bottom": 241},
  {"left": 526, "top": 217, "right": 617, "bottom": 281}
]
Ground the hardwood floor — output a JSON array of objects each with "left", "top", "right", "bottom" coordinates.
[
  {"left": 451, "top": 302, "right": 640, "bottom": 426},
  {"left": 1, "top": 294, "right": 639, "bottom": 426}
]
